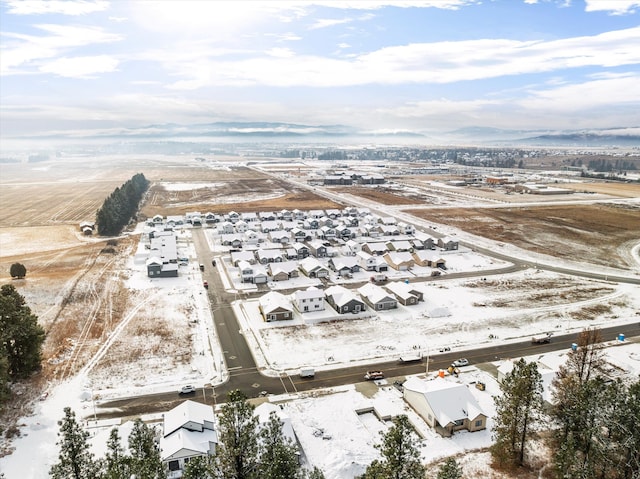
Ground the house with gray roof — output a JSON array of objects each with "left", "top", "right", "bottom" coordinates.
[
  {"left": 324, "top": 285, "right": 365, "bottom": 314},
  {"left": 357, "top": 283, "right": 398, "bottom": 310},
  {"left": 403, "top": 377, "right": 487, "bottom": 437}
]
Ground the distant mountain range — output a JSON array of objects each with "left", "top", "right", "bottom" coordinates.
[
  {"left": 443, "top": 126, "right": 640, "bottom": 147},
  {"left": 33, "top": 121, "right": 640, "bottom": 147}
]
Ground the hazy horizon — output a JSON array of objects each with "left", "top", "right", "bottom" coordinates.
[{"left": 1, "top": 0, "right": 640, "bottom": 143}]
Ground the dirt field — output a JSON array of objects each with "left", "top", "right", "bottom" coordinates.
[
  {"left": 559, "top": 181, "right": 640, "bottom": 197},
  {"left": 332, "top": 186, "right": 425, "bottom": 205},
  {"left": 1, "top": 154, "right": 639, "bottom": 463},
  {"left": 407, "top": 203, "right": 640, "bottom": 269},
  {"left": 142, "top": 174, "right": 341, "bottom": 217}
]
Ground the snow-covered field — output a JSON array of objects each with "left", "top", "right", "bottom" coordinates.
[
  {"left": 2, "top": 216, "right": 639, "bottom": 478},
  {"left": 3, "top": 338, "right": 639, "bottom": 479}
]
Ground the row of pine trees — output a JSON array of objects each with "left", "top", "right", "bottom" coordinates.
[{"left": 95, "top": 173, "right": 149, "bottom": 236}]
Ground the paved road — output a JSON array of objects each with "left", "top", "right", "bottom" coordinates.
[
  {"left": 273, "top": 170, "right": 640, "bottom": 286},
  {"left": 100, "top": 321, "right": 639, "bottom": 417},
  {"left": 97, "top": 178, "right": 639, "bottom": 416}
]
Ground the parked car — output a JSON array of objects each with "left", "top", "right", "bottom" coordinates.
[
  {"left": 199, "top": 264, "right": 205, "bottom": 271},
  {"left": 364, "top": 370, "right": 385, "bottom": 380},
  {"left": 211, "top": 259, "right": 217, "bottom": 267},
  {"left": 179, "top": 385, "right": 196, "bottom": 395},
  {"left": 203, "top": 281, "right": 208, "bottom": 289},
  {"left": 452, "top": 358, "right": 469, "bottom": 367},
  {"left": 439, "top": 346, "right": 451, "bottom": 352}
]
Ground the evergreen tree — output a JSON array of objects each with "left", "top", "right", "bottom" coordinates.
[
  {"left": 0, "top": 284, "right": 46, "bottom": 379},
  {"left": 49, "top": 407, "right": 99, "bottom": 479},
  {"left": 613, "top": 379, "right": 640, "bottom": 479},
  {"left": 216, "top": 389, "right": 259, "bottom": 479},
  {"left": 128, "top": 418, "right": 166, "bottom": 479},
  {"left": 182, "top": 455, "right": 217, "bottom": 479},
  {"left": 0, "top": 352, "right": 9, "bottom": 403},
  {"left": 437, "top": 457, "right": 462, "bottom": 479},
  {"left": 258, "top": 411, "right": 302, "bottom": 479},
  {"left": 491, "top": 359, "right": 543, "bottom": 468},
  {"left": 361, "top": 415, "right": 424, "bottom": 479},
  {"left": 96, "top": 173, "right": 149, "bottom": 236},
  {"left": 550, "top": 328, "right": 609, "bottom": 478},
  {"left": 306, "top": 466, "right": 326, "bottom": 479},
  {"left": 9, "top": 262, "right": 26, "bottom": 279},
  {"left": 102, "top": 427, "right": 129, "bottom": 479}
]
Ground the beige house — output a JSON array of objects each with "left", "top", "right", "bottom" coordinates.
[
  {"left": 383, "top": 251, "right": 414, "bottom": 271},
  {"left": 403, "top": 377, "right": 487, "bottom": 437},
  {"left": 411, "top": 250, "right": 446, "bottom": 269}
]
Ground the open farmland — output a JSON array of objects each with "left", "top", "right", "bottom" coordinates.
[
  {"left": 142, "top": 169, "right": 341, "bottom": 217},
  {"left": 331, "top": 185, "right": 425, "bottom": 205},
  {"left": 559, "top": 181, "right": 640, "bottom": 197},
  {"left": 407, "top": 203, "right": 640, "bottom": 269}
]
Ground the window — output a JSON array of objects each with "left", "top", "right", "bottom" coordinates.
[
  {"left": 377, "top": 304, "right": 383, "bottom": 310},
  {"left": 475, "top": 419, "right": 483, "bottom": 427},
  {"left": 343, "top": 306, "right": 348, "bottom": 313},
  {"left": 304, "top": 306, "right": 309, "bottom": 312},
  {"left": 168, "top": 460, "right": 180, "bottom": 471}
]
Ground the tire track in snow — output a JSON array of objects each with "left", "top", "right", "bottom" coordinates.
[{"left": 78, "top": 289, "right": 164, "bottom": 379}]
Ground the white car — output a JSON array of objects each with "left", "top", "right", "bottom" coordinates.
[
  {"left": 452, "top": 358, "right": 469, "bottom": 367},
  {"left": 179, "top": 385, "right": 196, "bottom": 395}
]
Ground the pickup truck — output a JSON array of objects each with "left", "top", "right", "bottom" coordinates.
[
  {"left": 364, "top": 371, "right": 385, "bottom": 380},
  {"left": 531, "top": 333, "right": 552, "bottom": 344}
]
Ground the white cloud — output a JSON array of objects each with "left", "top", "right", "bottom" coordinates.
[
  {"left": 300, "top": 1, "right": 474, "bottom": 10},
  {"left": 0, "top": 24, "right": 122, "bottom": 75},
  {"left": 265, "top": 32, "right": 303, "bottom": 42},
  {"left": 519, "top": 74, "right": 640, "bottom": 111},
  {"left": 39, "top": 55, "right": 119, "bottom": 78},
  {"left": 584, "top": 0, "right": 640, "bottom": 14},
  {"left": 4, "top": 0, "right": 109, "bottom": 16},
  {"left": 309, "top": 17, "right": 354, "bottom": 30},
  {"left": 156, "top": 26, "right": 640, "bottom": 89},
  {"left": 362, "top": 74, "right": 640, "bottom": 131},
  {"left": 265, "top": 47, "right": 295, "bottom": 58}
]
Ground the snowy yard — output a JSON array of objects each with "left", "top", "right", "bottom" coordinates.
[{"left": 2, "top": 216, "right": 639, "bottom": 478}]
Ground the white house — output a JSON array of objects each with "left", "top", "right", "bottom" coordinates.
[
  {"left": 292, "top": 286, "right": 326, "bottom": 313},
  {"left": 160, "top": 400, "right": 218, "bottom": 478},
  {"left": 402, "top": 377, "right": 487, "bottom": 437}
]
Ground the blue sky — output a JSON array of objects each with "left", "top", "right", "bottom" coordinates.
[{"left": 1, "top": 0, "right": 639, "bottom": 140}]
